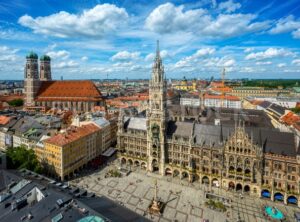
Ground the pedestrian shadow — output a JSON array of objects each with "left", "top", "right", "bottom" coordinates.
[{"left": 165, "top": 196, "right": 178, "bottom": 205}]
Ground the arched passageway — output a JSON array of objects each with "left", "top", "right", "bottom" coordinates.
[
  {"left": 134, "top": 160, "right": 140, "bottom": 167},
  {"left": 141, "top": 162, "right": 147, "bottom": 170},
  {"left": 173, "top": 169, "right": 180, "bottom": 177},
  {"left": 236, "top": 183, "right": 242, "bottom": 192},
  {"left": 287, "top": 196, "right": 298, "bottom": 205},
  {"left": 261, "top": 189, "right": 270, "bottom": 198},
  {"left": 193, "top": 174, "right": 200, "bottom": 183},
  {"left": 152, "top": 159, "right": 159, "bottom": 172},
  {"left": 121, "top": 158, "right": 126, "bottom": 165},
  {"left": 228, "top": 181, "right": 235, "bottom": 190},
  {"left": 274, "top": 192, "right": 284, "bottom": 202},
  {"left": 165, "top": 168, "right": 172, "bottom": 176},
  {"left": 181, "top": 171, "right": 189, "bottom": 180},
  {"left": 244, "top": 185, "right": 250, "bottom": 193},
  {"left": 202, "top": 176, "right": 210, "bottom": 185},
  {"left": 212, "top": 178, "right": 219, "bottom": 187}
]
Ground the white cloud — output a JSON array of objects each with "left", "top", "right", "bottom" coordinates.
[
  {"left": 269, "top": 15, "right": 300, "bottom": 39},
  {"left": 218, "top": 0, "right": 241, "bottom": 13},
  {"left": 108, "top": 61, "right": 146, "bottom": 73},
  {"left": 53, "top": 60, "right": 78, "bottom": 68},
  {"left": 111, "top": 51, "right": 140, "bottom": 61},
  {"left": 292, "top": 59, "right": 300, "bottom": 65},
  {"left": 145, "top": 50, "right": 169, "bottom": 61},
  {"left": 283, "top": 69, "right": 300, "bottom": 73},
  {"left": 277, "top": 63, "right": 286, "bottom": 68},
  {"left": 239, "top": 67, "right": 255, "bottom": 73},
  {"left": 112, "top": 62, "right": 133, "bottom": 67},
  {"left": 203, "top": 57, "right": 235, "bottom": 67},
  {"left": 145, "top": 3, "right": 270, "bottom": 38},
  {"left": 293, "top": 29, "right": 300, "bottom": 39},
  {"left": 145, "top": 3, "right": 206, "bottom": 34},
  {"left": 130, "top": 65, "right": 142, "bottom": 71},
  {"left": 175, "top": 49, "right": 235, "bottom": 70},
  {"left": 47, "top": 50, "right": 70, "bottom": 60},
  {"left": 145, "top": 53, "right": 155, "bottom": 61},
  {"left": 174, "top": 48, "right": 215, "bottom": 68},
  {"left": 201, "top": 14, "right": 269, "bottom": 38},
  {"left": 184, "top": 48, "right": 215, "bottom": 61},
  {"left": 0, "top": 46, "right": 19, "bottom": 61},
  {"left": 244, "top": 47, "right": 254, "bottom": 53},
  {"left": 81, "top": 56, "right": 88, "bottom": 61},
  {"left": 194, "top": 48, "right": 215, "bottom": 57},
  {"left": 223, "top": 59, "right": 235, "bottom": 67},
  {"left": 18, "top": 4, "right": 128, "bottom": 38},
  {"left": 245, "top": 48, "right": 295, "bottom": 60},
  {"left": 255, "top": 61, "right": 272, "bottom": 65},
  {"left": 175, "top": 60, "right": 190, "bottom": 68}
]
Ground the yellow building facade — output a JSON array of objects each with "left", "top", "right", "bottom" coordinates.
[
  {"left": 36, "top": 123, "right": 101, "bottom": 180},
  {"left": 173, "top": 77, "right": 197, "bottom": 91},
  {"left": 230, "top": 87, "right": 291, "bottom": 99}
]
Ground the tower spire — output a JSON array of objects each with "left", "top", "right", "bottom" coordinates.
[{"left": 156, "top": 40, "right": 160, "bottom": 58}]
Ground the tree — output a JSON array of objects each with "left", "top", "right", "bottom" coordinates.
[
  {"left": 8, "top": 99, "right": 24, "bottom": 107},
  {"left": 6, "top": 146, "right": 42, "bottom": 173},
  {"left": 291, "top": 107, "right": 300, "bottom": 114}
]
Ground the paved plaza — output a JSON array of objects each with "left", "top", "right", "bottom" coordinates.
[{"left": 70, "top": 163, "right": 298, "bottom": 222}]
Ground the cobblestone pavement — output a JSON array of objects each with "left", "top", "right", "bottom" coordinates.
[{"left": 70, "top": 164, "right": 298, "bottom": 222}]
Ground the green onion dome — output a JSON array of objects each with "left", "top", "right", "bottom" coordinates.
[
  {"left": 40, "top": 55, "right": 51, "bottom": 61},
  {"left": 26, "top": 51, "right": 38, "bottom": 59}
]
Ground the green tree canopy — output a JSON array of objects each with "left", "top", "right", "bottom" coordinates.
[
  {"left": 6, "top": 146, "right": 42, "bottom": 173},
  {"left": 8, "top": 98, "right": 24, "bottom": 107}
]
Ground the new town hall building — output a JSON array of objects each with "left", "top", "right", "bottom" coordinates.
[
  {"left": 24, "top": 52, "right": 104, "bottom": 112},
  {"left": 117, "top": 42, "right": 300, "bottom": 207}
]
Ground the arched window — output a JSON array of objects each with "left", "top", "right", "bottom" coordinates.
[
  {"left": 245, "top": 158, "right": 250, "bottom": 167},
  {"left": 237, "top": 157, "right": 242, "bottom": 164},
  {"left": 229, "top": 156, "right": 234, "bottom": 164}
]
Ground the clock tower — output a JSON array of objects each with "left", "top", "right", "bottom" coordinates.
[{"left": 147, "top": 40, "right": 167, "bottom": 175}]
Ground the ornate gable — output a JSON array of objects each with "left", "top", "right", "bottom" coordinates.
[{"left": 225, "top": 126, "right": 262, "bottom": 157}]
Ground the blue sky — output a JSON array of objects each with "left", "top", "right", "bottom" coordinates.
[{"left": 0, "top": 0, "right": 300, "bottom": 80}]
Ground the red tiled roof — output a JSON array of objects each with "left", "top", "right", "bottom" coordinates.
[
  {"left": 167, "top": 90, "right": 175, "bottom": 97},
  {"left": 210, "top": 87, "right": 232, "bottom": 93},
  {"left": 251, "top": 100, "right": 264, "bottom": 105},
  {"left": 280, "top": 111, "right": 300, "bottom": 126},
  {"left": 36, "top": 80, "right": 102, "bottom": 100},
  {"left": 44, "top": 123, "right": 100, "bottom": 147},
  {"left": 92, "top": 106, "right": 106, "bottom": 112},
  {"left": 0, "top": 94, "right": 24, "bottom": 102},
  {"left": 204, "top": 94, "right": 240, "bottom": 101},
  {"left": 35, "top": 97, "right": 102, "bottom": 102},
  {"left": 0, "top": 115, "right": 11, "bottom": 125}
]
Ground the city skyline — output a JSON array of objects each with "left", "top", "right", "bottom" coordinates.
[{"left": 0, "top": 0, "right": 300, "bottom": 80}]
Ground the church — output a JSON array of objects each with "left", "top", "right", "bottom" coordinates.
[
  {"left": 24, "top": 52, "right": 104, "bottom": 112},
  {"left": 117, "top": 41, "right": 300, "bottom": 206}
]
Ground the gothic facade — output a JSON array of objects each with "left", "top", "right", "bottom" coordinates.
[{"left": 117, "top": 42, "right": 300, "bottom": 207}]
